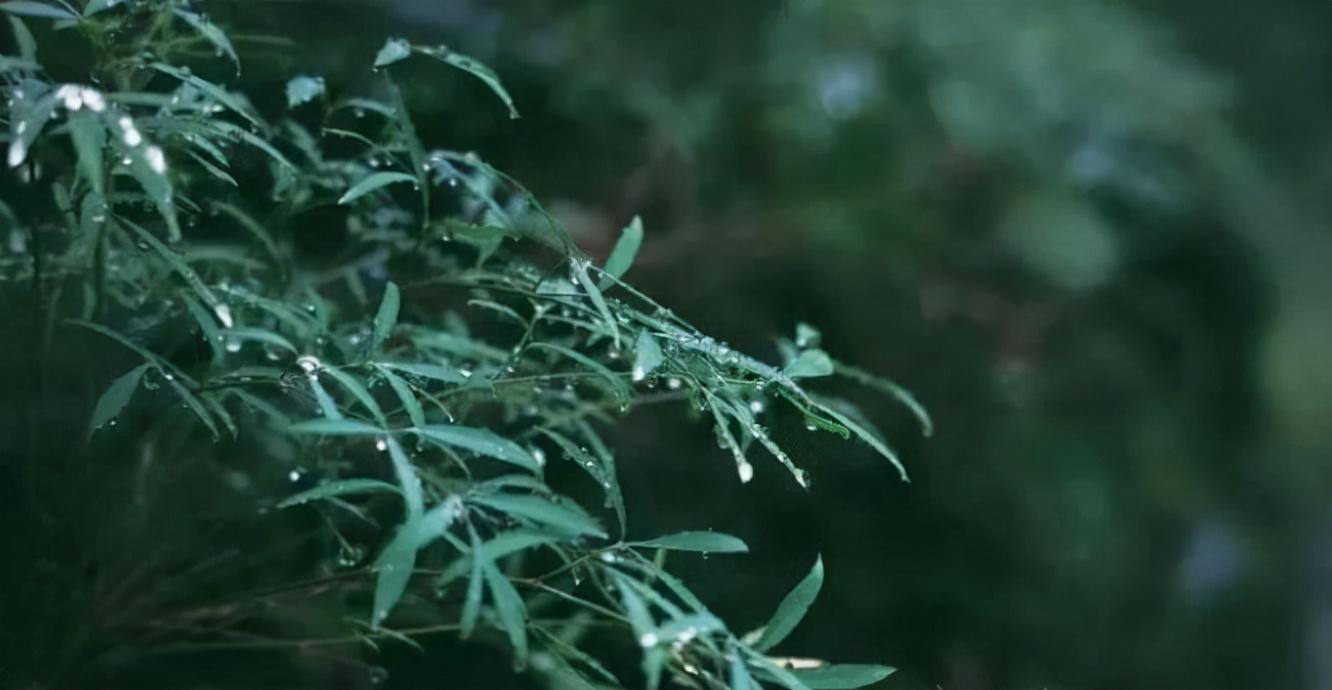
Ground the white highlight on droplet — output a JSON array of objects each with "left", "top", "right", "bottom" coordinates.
[{"left": 145, "top": 145, "right": 167, "bottom": 174}]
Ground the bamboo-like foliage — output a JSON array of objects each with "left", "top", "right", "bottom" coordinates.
[{"left": 0, "top": 3, "right": 926, "bottom": 688}]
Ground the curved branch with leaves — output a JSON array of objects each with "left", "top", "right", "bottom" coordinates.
[{"left": 0, "top": 2, "right": 927, "bottom": 688}]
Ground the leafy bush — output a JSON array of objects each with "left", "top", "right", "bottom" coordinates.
[{"left": 0, "top": 2, "right": 924, "bottom": 688}]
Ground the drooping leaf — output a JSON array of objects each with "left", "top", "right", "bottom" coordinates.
[
  {"left": 416, "top": 45, "right": 520, "bottom": 119},
  {"left": 152, "top": 63, "right": 261, "bottom": 128},
  {"left": 813, "top": 399, "right": 908, "bottom": 482},
  {"left": 375, "top": 364, "right": 425, "bottom": 427},
  {"left": 278, "top": 478, "right": 401, "bottom": 508},
  {"left": 82, "top": 0, "right": 122, "bottom": 16},
  {"left": 174, "top": 8, "right": 239, "bottom": 72},
  {"left": 468, "top": 493, "right": 606, "bottom": 539},
  {"left": 633, "top": 531, "right": 749, "bottom": 554},
  {"left": 790, "top": 665, "right": 897, "bottom": 689},
  {"left": 371, "top": 281, "right": 400, "bottom": 353},
  {"left": 381, "top": 361, "right": 469, "bottom": 384},
  {"left": 482, "top": 559, "right": 529, "bottom": 666},
  {"left": 88, "top": 363, "right": 150, "bottom": 437},
  {"left": 599, "top": 215, "right": 643, "bottom": 288},
  {"left": 414, "top": 424, "right": 540, "bottom": 472},
  {"left": 338, "top": 171, "right": 417, "bottom": 205},
  {"left": 753, "top": 555, "right": 823, "bottom": 652}
]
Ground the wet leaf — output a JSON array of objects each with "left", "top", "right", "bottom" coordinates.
[
  {"left": 88, "top": 363, "right": 150, "bottom": 437},
  {"left": 338, "top": 171, "right": 417, "bottom": 205},
  {"left": 633, "top": 531, "right": 748, "bottom": 554},
  {"left": 414, "top": 425, "right": 541, "bottom": 472},
  {"left": 599, "top": 215, "right": 642, "bottom": 288}
]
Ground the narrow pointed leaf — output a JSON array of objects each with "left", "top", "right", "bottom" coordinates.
[
  {"left": 784, "top": 350, "right": 833, "bottom": 379},
  {"left": 88, "top": 363, "right": 150, "bottom": 436},
  {"left": 482, "top": 559, "right": 529, "bottom": 666},
  {"left": 468, "top": 493, "right": 606, "bottom": 539},
  {"left": 338, "top": 171, "right": 417, "bottom": 205},
  {"left": 285, "top": 75, "right": 325, "bottom": 108},
  {"left": 278, "top": 478, "right": 400, "bottom": 508},
  {"left": 287, "top": 418, "right": 383, "bottom": 436},
  {"left": 414, "top": 424, "right": 539, "bottom": 472},
  {"left": 600, "top": 215, "right": 643, "bottom": 288},
  {"left": 174, "top": 9, "right": 239, "bottom": 72},
  {"left": 633, "top": 531, "right": 748, "bottom": 554},
  {"left": 0, "top": 2, "right": 77, "bottom": 20},
  {"left": 571, "top": 259, "right": 619, "bottom": 346},
  {"left": 371, "top": 281, "right": 400, "bottom": 352},
  {"left": 790, "top": 665, "right": 896, "bottom": 689},
  {"left": 416, "top": 45, "right": 519, "bottom": 119},
  {"left": 67, "top": 111, "right": 105, "bottom": 194},
  {"left": 633, "top": 330, "right": 663, "bottom": 380},
  {"left": 753, "top": 555, "right": 823, "bottom": 652}
]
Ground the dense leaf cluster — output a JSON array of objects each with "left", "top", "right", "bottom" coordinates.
[{"left": 1, "top": 2, "right": 924, "bottom": 688}]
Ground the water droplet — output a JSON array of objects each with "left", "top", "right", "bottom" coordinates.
[
  {"left": 639, "top": 632, "right": 659, "bottom": 648},
  {"left": 737, "top": 461, "right": 754, "bottom": 484},
  {"left": 667, "top": 377, "right": 683, "bottom": 390},
  {"left": 631, "top": 365, "right": 646, "bottom": 382},
  {"left": 288, "top": 469, "right": 301, "bottom": 482},
  {"left": 375, "top": 437, "right": 388, "bottom": 452}
]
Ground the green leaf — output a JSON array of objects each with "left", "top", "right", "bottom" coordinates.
[
  {"left": 164, "top": 376, "right": 219, "bottom": 440},
  {"left": 482, "top": 559, "right": 529, "bottom": 666},
  {"left": 731, "top": 652, "right": 758, "bottom": 690},
  {"left": 461, "top": 527, "right": 486, "bottom": 637},
  {"left": 753, "top": 555, "right": 823, "bottom": 652},
  {"left": 600, "top": 215, "right": 643, "bottom": 288},
  {"left": 748, "top": 655, "right": 814, "bottom": 690},
  {"left": 321, "top": 366, "right": 386, "bottom": 425},
  {"left": 468, "top": 493, "right": 606, "bottom": 539},
  {"left": 414, "top": 424, "right": 540, "bottom": 472},
  {"left": 285, "top": 75, "right": 325, "bottom": 108},
  {"left": 381, "top": 362, "right": 468, "bottom": 384},
  {"left": 287, "top": 418, "right": 383, "bottom": 436},
  {"left": 174, "top": 8, "right": 239, "bottom": 72},
  {"left": 88, "top": 363, "right": 150, "bottom": 437},
  {"left": 790, "top": 665, "right": 896, "bottom": 689},
  {"left": 152, "top": 63, "right": 261, "bottom": 128},
  {"left": 815, "top": 401, "right": 908, "bottom": 482},
  {"left": 338, "top": 171, "right": 417, "bottom": 205},
  {"left": 371, "top": 281, "right": 400, "bottom": 353},
  {"left": 0, "top": 2, "right": 77, "bottom": 20},
  {"left": 785, "top": 350, "right": 833, "bottom": 379},
  {"left": 374, "top": 37, "right": 411, "bottom": 68},
  {"left": 385, "top": 435, "right": 424, "bottom": 518},
  {"left": 570, "top": 259, "right": 619, "bottom": 347},
  {"left": 67, "top": 111, "right": 105, "bottom": 194},
  {"left": 278, "top": 478, "right": 401, "bottom": 508},
  {"left": 528, "top": 343, "right": 630, "bottom": 403},
  {"left": 220, "top": 327, "right": 296, "bottom": 353},
  {"left": 375, "top": 364, "right": 425, "bottom": 427},
  {"left": 633, "top": 531, "right": 748, "bottom": 554},
  {"left": 832, "top": 360, "right": 933, "bottom": 437},
  {"left": 372, "top": 524, "right": 417, "bottom": 627},
  {"left": 416, "top": 45, "right": 520, "bottom": 119},
  {"left": 633, "top": 330, "right": 663, "bottom": 382},
  {"left": 540, "top": 429, "right": 625, "bottom": 537},
  {"left": 795, "top": 323, "right": 822, "bottom": 349},
  {"left": 118, "top": 218, "right": 219, "bottom": 311},
  {"left": 7, "top": 86, "right": 57, "bottom": 169},
  {"left": 8, "top": 16, "right": 35, "bottom": 61},
  {"left": 82, "top": 0, "right": 122, "bottom": 16}
]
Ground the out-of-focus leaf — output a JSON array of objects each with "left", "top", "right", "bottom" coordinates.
[
  {"left": 285, "top": 75, "right": 325, "bottom": 108},
  {"left": 374, "top": 37, "right": 411, "bottom": 68},
  {"left": 785, "top": 350, "right": 833, "bottom": 379},
  {"left": 0, "top": 2, "right": 76, "bottom": 20},
  {"left": 338, "top": 171, "right": 417, "bottom": 205},
  {"left": 482, "top": 559, "right": 529, "bottom": 666},
  {"left": 67, "top": 111, "right": 105, "bottom": 194}
]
